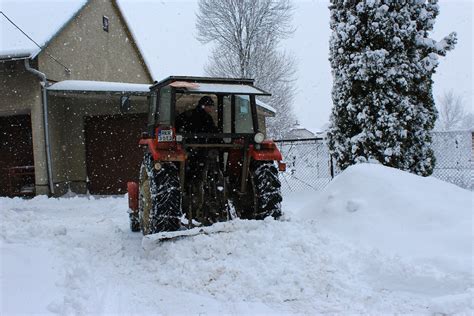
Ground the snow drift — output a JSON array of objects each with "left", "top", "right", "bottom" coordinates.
[{"left": 300, "top": 163, "right": 472, "bottom": 275}]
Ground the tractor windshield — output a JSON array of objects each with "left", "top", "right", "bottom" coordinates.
[{"left": 175, "top": 93, "right": 255, "bottom": 134}]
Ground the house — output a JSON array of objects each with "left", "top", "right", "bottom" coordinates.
[
  {"left": 287, "top": 122, "right": 317, "bottom": 140},
  {"left": 0, "top": 0, "right": 275, "bottom": 197},
  {"left": 1, "top": 0, "right": 153, "bottom": 196}
]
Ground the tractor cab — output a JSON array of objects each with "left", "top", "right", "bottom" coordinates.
[
  {"left": 146, "top": 76, "right": 269, "bottom": 146},
  {"left": 129, "top": 76, "right": 285, "bottom": 235}
]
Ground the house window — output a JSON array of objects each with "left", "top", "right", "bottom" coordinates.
[{"left": 102, "top": 16, "right": 109, "bottom": 32}]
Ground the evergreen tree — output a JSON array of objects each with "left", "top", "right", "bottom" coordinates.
[{"left": 327, "top": 0, "right": 456, "bottom": 176}]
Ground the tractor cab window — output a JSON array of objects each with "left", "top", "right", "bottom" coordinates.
[
  {"left": 147, "top": 92, "right": 157, "bottom": 132},
  {"left": 174, "top": 93, "right": 218, "bottom": 133},
  {"left": 157, "top": 86, "right": 172, "bottom": 125},
  {"left": 234, "top": 95, "right": 254, "bottom": 133}
]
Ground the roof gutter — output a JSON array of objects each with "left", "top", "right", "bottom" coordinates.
[
  {"left": 0, "top": 55, "right": 30, "bottom": 62},
  {"left": 24, "top": 58, "right": 55, "bottom": 195}
]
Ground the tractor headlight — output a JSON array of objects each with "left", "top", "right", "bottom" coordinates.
[{"left": 254, "top": 132, "right": 265, "bottom": 144}]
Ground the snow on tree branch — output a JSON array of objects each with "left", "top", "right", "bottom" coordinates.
[{"left": 327, "top": 0, "right": 457, "bottom": 176}]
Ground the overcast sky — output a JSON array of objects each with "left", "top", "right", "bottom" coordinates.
[
  {"left": 118, "top": 0, "right": 473, "bottom": 132},
  {"left": 2, "top": 0, "right": 472, "bottom": 132}
]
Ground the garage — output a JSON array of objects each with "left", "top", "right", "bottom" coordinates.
[
  {"left": 0, "top": 114, "right": 35, "bottom": 196},
  {"left": 84, "top": 113, "right": 147, "bottom": 195}
]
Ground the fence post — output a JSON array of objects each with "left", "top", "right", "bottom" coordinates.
[{"left": 329, "top": 154, "right": 335, "bottom": 179}]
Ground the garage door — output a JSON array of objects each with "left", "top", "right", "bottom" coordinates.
[
  {"left": 0, "top": 115, "right": 34, "bottom": 196},
  {"left": 85, "top": 114, "right": 147, "bottom": 195}
]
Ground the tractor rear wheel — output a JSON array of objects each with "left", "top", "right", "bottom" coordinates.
[{"left": 138, "top": 152, "right": 182, "bottom": 235}]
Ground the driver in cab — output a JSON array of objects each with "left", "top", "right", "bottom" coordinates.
[{"left": 175, "top": 96, "right": 218, "bottom": 134}]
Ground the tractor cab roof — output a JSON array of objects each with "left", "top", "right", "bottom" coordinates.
[{"left": 150, "top": 76, "right": 271, "bottom": 96}]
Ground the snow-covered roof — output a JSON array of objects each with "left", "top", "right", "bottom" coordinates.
[
  {"left": 47, "top": 80, "right": 151, "bottom": 94},
  {"left": 255, "top": 99, "right": 276, "bottom": 115},
  {"left": 184, "top": 83, "right": 270, "bottom": 96},
  {"left": 0, "top": 1, "right": 153, "bottom": 79},
  {"left": 288, "top": 127, "right": 316, "bottom": 139},
  {"left": 0, "top": 0, "right": 88, "bottom": 59},
  {"left": 0, "top": 49, "right": 33, "bottom": 61}
]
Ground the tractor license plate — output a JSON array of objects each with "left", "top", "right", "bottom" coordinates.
[{"left": 158, "top": 129, "right": 173, "bottom": 142}]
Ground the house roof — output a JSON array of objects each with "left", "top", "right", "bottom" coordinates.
[
  {"left": 47, "top": 80, "right": 151, "bottom": 95},
  {"left": 256, "top": 99, "right": 276, "bottom": 115},
  {"left": 0, "top": 0, "right": 88, "bottom": 59},
  {"left": 0, "top": 0, "right": 153, "bottom": 80}
]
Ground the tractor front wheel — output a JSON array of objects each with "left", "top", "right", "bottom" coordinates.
[
  {"left": 138, "top": 152, "right": 182, "bottom": 235},
  {"left": 129, "top": 213, "right": 140, "bottom": 232}
]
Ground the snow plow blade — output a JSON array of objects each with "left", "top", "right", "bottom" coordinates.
[{"left": 141, "top": 220, "right": 259, "bottom": 249}]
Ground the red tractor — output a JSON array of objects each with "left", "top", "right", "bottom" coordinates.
[{"left": 127, "top": 76, "right": 285, "bottom": 235}]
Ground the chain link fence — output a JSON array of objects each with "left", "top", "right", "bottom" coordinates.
[
  {"left": 276, "top": 131, "right": 473, "bottom": 193},
  {"left": 275, "top": 138, "right": 333, "bottom": 193},
  {"left": 431, "top": 131, "right": 473, "bottom": 190}
]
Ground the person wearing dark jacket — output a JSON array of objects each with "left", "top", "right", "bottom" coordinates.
[
  {"left": 175, "top": 96, "right": 218, "bottom": 134},
  {"left": 175, "top": 96, "right": 218, "bottom": 179}
]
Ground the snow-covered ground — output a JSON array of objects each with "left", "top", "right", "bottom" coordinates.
[{"left": 1, "top": 164, "right": 472, "bottom": 315}]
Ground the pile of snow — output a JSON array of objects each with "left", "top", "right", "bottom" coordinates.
[
  {"left": 299, "top": 163, "right": 473, "bottom": 313},
  {"left": 300, "top": 163, "right": 472, "bottom": 274},
  {"left": 1, "top": 164, "right": 472, "bottom": 314}
]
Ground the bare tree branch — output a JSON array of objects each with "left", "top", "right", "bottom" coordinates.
[
  {"left": 196, "top": 0, "right": 297, "bottom": 138},
  {"left": 436, "top": 90, "right": 466, "bottom": 131}
]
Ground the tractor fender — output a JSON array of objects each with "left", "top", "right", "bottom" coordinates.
[
  {"left": 249, "top": 142, "right": 283, "bottom": 161},
  {"left": 127, "top": 181, "right": 138, "bottom": 214},
  {"left": 139, "top": 138, "right": 187, "bottom": 162}
]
